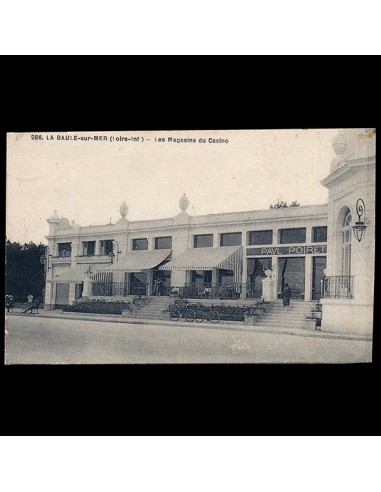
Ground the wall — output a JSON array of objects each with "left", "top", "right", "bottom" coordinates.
[{"left": 322, "top": 299, "right": 374, "bottom": 337}]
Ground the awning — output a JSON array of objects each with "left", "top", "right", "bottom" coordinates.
[
  {"left": 48, "top": 265, "right": 89, "bottom": 283},
  {"left": 160, "top": 246, "right": 243, "bottom": 283},
  {"left": 94, "top": 249, "right": 172, "bottom": 274}
]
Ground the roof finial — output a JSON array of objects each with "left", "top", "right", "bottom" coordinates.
[
  {"left": 119, "top": 201, "right": 128, "bottom": 218},
  {"left": 179, "top": 193, "right": 189, "bottom": 212}
]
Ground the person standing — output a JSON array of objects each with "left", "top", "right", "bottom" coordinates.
[
  {"left": 282, "top": 283, "right": 292, "bottom": 312},
  {"left": 27, "top": 293, "right": 33, "bottom": 304},
  {"left": 156, "top": 278, "right": 163, "bottom": 297},
  {"left": 5, "top": 295, "right": 14, "bottom": 313}
]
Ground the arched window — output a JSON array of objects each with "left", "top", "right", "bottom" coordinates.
[{"left": 342, "top": 210, "right": 352, "bottom": 276}]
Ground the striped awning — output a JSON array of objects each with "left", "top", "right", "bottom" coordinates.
[
  {"left": 48, "top": 265, "right": 89, "bottom": 283},
  {"left": 94, "top": 249, "right": 172, "bottom": 274},
  {"left": 160, "top": 246, "right": 243, "bottom": 283}
]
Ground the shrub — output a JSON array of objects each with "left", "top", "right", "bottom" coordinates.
[
  {"left": 63, "top": 299, "right": 131, "bottom": 315},
  {"left": 186, "top": 303, "right": 262, "bottom": 322}
]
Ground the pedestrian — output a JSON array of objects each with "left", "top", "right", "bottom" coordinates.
[
  {"left": 27, "top": 293, "right": 33, "bottom": 304},
  {"left": 24, "top": 298, "right": 40, "bottom": 314},
  {"left": 153, "top": 278, "right": 162, "bottom": 296},
  {"left": 5, "top": 295, "right": 14, "bottom": 313},
  {"left": 282, "top": 283, "right": 292, "bottom": 312}
]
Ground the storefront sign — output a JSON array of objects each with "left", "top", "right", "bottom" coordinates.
[{"left": 247, "top": 245, "right": 327, "bottom": 256}]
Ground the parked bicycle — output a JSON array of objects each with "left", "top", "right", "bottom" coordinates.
[
  {"left": 194, "top": 303, "right": 220, "bottom": 323},
  {"left": 169, "top": 299, "right": 195, "bottom": 322}
]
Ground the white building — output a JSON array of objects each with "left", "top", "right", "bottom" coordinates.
[{"left": 43, "top": 128, "right": 375, "bottom": 336}]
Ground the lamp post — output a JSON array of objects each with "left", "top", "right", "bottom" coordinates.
[
  {"left": 40, "top": 246, "right": 52, "bottom": 272},
  {"left": 108, "top": 240, "right": 121, "bottom": 264},
  {"left": 352, "top": 199, "right": 367, "bottom": 243},
  {"left": 40, "top": 246, "right": 52, "bottom": 306}
]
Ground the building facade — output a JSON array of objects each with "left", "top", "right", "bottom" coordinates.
[{"left": 43, "top": 129, "right": 375, "bottom": 336}]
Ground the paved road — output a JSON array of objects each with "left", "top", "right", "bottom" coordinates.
[{"left": 4, "top": 315, "right": 372, "bottom": 364}]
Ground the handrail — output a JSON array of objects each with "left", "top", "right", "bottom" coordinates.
[{"left": 322, "top": 275, "right": 354, "bottom": 299}]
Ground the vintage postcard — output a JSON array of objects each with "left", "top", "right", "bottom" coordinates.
[{"left": 5, "top": 129, "right": 375, "bottom": 363}]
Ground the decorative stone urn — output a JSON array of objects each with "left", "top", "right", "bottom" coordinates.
[
  {"left": 119, "top": 201, "right": 128, "bottom": 218},
  {"left": 332, "top": 131, "right": 347, "bottom": 155},
  {"left": 179, "top": 193, "right": 189, "bottom": 212}
]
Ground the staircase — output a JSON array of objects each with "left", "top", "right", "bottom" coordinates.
[
  {"left": 253, "top": 301, "right": 316, "bottom": 330},
  {"left": 127, "top": 296, "right": 172, "bottom": 321},
  {"left": 126, "top": 296, "right": 317, "bottom": 329}
]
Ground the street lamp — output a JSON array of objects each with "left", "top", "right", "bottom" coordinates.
[
  {"left": 108, "top": 240, "right": 121, "bottom": 264},
  {"left": 40, "top": 246, "right": 52, "bottom": 271},
  {"left": 352, "top": 199, "right": 367, "bottom": 243}
]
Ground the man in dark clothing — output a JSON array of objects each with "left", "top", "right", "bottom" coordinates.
[
  {"left": 282, "top": 283, "right": 292, "bottom": 312},
  {"left": 5, "top": 295, "right": 14, "bottom": 313}
]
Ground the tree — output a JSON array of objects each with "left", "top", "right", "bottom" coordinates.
[
  {"left": 5, "top": 240, "right": 46, "bottom": 302},
  {"left": 270, "top": 199, "right": 300, "bottom": 209}
]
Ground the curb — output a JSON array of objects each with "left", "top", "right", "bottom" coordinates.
[{"left": 5, "top": 311, "right": 372, "bottom": 343}]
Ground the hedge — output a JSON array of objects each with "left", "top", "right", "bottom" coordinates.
[{"left": 63, "top": 299, "right": 131, "bottom": 315}]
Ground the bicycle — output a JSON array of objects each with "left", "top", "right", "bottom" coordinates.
[
  {"left": 194, "top": 303, "right": 220, "bottom": 323},
  {"left": 169, "top": 299, "right": 195, "bottom": 322}
]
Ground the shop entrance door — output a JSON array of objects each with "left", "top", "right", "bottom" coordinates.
[
  {"left": 55, "top": 283, "right": 69, "bottom": 308},
  {"left": 312, "top": 256, "right": 326, "bottom": 300},
  {"left": 278, "top": 257, "right": 305, "bottom": 299},
  {"left": 247, "top": 258, "right": 272, "bottom": 298},
  {"left": 129, "top": 272, "right": 147, "bottom": 297}
]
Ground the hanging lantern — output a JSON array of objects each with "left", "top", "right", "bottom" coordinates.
[{"left": 352, "top": 199, "right": 367, "bottom": 242}]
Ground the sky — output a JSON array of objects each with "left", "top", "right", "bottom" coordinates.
[{"left": 6, "top": 129, "right": 338, "bottom": 245}]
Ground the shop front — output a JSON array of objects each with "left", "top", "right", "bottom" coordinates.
[
  {"left": 93, "top": 249, "right": 172, "bottom": 297},
  {"left": 247, "top": 245, "right": 327, "bottom": 301},
  {"left": 160, "top": 246, "right": 243, "bottom": 299}
]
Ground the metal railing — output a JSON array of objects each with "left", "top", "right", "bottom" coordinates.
[
  {"left": 322, "top": 275, "right": 354, "bottom": 299},
  {"left": 168, "top": 283, "right": 261, "bottom": 300},
  {"left": 91, "top": 282, "right": 265, "bottom": 299},
  {"left": 92, "top": 282, "right": 147, "bottom": 297}
]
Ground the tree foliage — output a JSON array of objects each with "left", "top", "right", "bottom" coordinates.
[
  {"left": 5, "top": 240, "right": 46, "bottom": 302},
  {"left": 270, "top": 199, "right": 300, "bottom": 209}
]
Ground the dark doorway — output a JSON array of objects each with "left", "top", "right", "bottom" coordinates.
[
  {"left": 278, "top": 257, "right": 305, "bottom": 299},
  {"left": 75, "top": 283, "right": 83, "bottom": 300},
  {"left": 130, "top": 272, "right": 147, "bottom": 296},
  {"left": 312, "top": 256, "right": 326, "bottom": 300},
  {"left": 55, "top": 283, "right": 69, "bottom": 308},
  {"left": 247, "top": 258, "right": 272, "bottom": 298},
  {"left": 153, "top": 265, "right": 171, "bottom": 296},
  {"left": 191, "top": 270, "right": 212, "bottom": 287}
]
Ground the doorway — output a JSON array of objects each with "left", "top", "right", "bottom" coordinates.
[
  {"left": 312, "top": 256, "right": 326, "bottom": 300},
  {"left": 55, "top": 283, "right": 69, "bottom": 308},
  {"left": 129, "top": 272, "right": 147, "bottom": 296},
  {"left": 247, "top": 258, "right": 272, "bottom": 298},
  {"left": 278, "top": 257, "right": 305, "bottom": 299}
]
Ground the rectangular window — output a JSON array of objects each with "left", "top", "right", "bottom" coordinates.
[
  {"left": 82, "top": 241, "right": 95, "bottom": 256},
  {"left": 194, "top": 234, "right": 213, "bottom": 248},
  {"left": 100, "top": 240, "right": 114, "bottom": 255},
  {"left": 312, "top": 226, "right": 327, "bottom": 243},
  {"left": 248, "top": 230, "right": 273, "bottom": 245},
  {"left": 57, "top": 243, "right": 71, "bottom": 257},
  {"left": 279, "top": 228, "right": 306, "bottom": 244},
  {"left": 220, "top": 232, "right": 242, "bottom": 247},
  {"left": 155, "top": 236, "right": 172, "bottom": 250},
  {"left": 132, "top": 238, "right": 148, "bottom": 251}
]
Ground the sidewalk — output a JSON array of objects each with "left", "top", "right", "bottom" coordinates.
[{"left": 5, "top": 309, "right": 372, "bottom": 342}]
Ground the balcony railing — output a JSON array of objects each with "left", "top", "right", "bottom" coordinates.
[
  {"left": 75, "top": 255, "right": 113, "bottom": 263},
  {"left": 322, "top": 275, "right": 354, "bottom": 299},
  {"left": 56, "top": 251, "right": 72, "bottom": 257}
]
